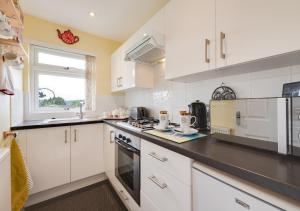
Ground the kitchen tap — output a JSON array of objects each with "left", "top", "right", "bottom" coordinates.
[{"left": 79, "top": 102, "right": 85, "bottom": 119}]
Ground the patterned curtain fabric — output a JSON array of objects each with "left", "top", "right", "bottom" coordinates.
[{"left": 85, "top": 55, "right": 96, "bottom": 111}]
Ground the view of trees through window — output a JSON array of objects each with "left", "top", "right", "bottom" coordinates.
[{"left": 38, "top": 74, "right": 85, "bottom": 110}]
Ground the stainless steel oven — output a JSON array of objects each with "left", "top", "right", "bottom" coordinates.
[{"left": 115, "top": 130, "right": 140, "bottom": 205}]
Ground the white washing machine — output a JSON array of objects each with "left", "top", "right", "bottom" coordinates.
[{"left": 0, "top": 148, "right": 11, "bottom": 211}]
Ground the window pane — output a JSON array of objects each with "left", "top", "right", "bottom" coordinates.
[
  {"left": 38, "top": 74, "right": 85, "bottom": 110},
  {"left": 38, "top": 52, "right": 86, "bottom": 70}
]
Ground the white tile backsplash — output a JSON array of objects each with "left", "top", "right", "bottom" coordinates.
[{"left": 125, "top": 62, "right": 300, "bottom": 122}]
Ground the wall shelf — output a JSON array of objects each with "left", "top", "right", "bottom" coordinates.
[
  {"left": 0, "top": 38, "right": 27, "bottom": 58},
  {"left": 0, "top": 0, "right": 23, "bottom": 28}
]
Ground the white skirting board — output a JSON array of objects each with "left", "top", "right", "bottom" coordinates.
[{"left": 25, "top": 173, "right": 107, "bottom": 207}]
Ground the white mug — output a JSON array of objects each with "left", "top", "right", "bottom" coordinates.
[
  {"left": 159, "top": 112, "right": 169, "bottom": 129},
  {"left": 180, "top": 114, "right": 197, "bottom": 133}
]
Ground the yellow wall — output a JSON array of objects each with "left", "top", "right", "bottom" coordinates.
[{"left": 23, "top": 14, "right": 121, "bottom": 95}]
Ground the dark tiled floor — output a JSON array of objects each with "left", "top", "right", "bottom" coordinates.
[{"left": 25, "top": 180, "right": 128, "bottom": 211}]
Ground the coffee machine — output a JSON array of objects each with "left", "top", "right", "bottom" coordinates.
[{"left": 188, "top": 100, "right": 208, "bottom": 131}]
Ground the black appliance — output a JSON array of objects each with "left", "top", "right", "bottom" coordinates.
[
  {"left": 188, "top": 100, "right": 208, "bottom": 131},
  {"left": 283, "top": 81, "right": 300, "bottom": 97},
  {"left": 283, "top": 82, "right": 300, "bottom": 157},
  {"left": 129, "top": 107, "right": 148, "bottom": 120},
  {"left": 115, "top": 130, "right": 140, "bottom": 205}
]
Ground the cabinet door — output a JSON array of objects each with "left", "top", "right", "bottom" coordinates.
[
  {"left": 70, "top": 124, "right": 104, "bottom": 182},
  {"left": 27, "top": 127, "right": 70, "bottom": 194},
  {"left": 216, "top": 0, "right": 300, "bottom": 68},
  {"left": 103, "top": 124, "right": 116, "bottom": 182},
  {"left": 193, "top": 169, "right": 281, "bottom": 211},
  {"left": 111, "top": 49, "right": 121, "bottom": 92},
  {"left": 165, "top": 0, "right": 215, "bottom": 80}
]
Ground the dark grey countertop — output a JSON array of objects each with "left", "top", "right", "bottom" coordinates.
[
  {"left": 11, "top": 118, "right": 300, "bottom": 201},
  {"left": 104, "top": 120, "right": 300, "bottom": 202},
  {"left": 11, "top": 118, "right": 105, "bottom": 130}
]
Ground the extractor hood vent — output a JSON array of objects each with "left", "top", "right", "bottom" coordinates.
[{"left": 124, "top": 34, "right": 165, "bottom": 64}]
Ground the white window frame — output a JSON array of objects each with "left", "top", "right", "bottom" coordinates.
[{"left": 29, "top": 45, "right": 87, "bottom": 114}]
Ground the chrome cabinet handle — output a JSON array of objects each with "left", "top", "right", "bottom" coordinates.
[
  {"left": 220, "top": 32, "right": 226, "bottom": 59},
  {"left": 120, "top": 77, "right": 123, "bottom": 87},
  {"left": 148, "top": 152, "right": 168, "bottom": 162},
  {"left": 205, "top": 39, "right": 210, "bottom": 63},
  {"left": 116, "top": 78, "right": 120, "bottom": 87},
  {"left": 74, "top": 129, "right": 77, "bottom": 142},
  {"left": 148, "top": 175, "right": 167, "bottom": 189},
  {"left": 64, "top": 130, "right": 68, "bottom": 143},
  {"left": 109, "top": 130, "right": 115, "bottom": 143},
  {"left": 236, "top": 111, "right": 241, "bottom": 126},
  {"left": 119, "top": 190, "right": 128, "bottom": 200},
  {"left": 235, "top": 198, "right": 250, "bottom": 209}
]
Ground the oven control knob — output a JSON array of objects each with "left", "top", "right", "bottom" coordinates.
[
  {"left": 126, "top": 138, "right": 131, "bottom": 143},
  {"left": 118, "top": 134, "right": 122, "bottom": 139},
  {"left": 122, "top": 136, "right": 127, "bottom": 141}
]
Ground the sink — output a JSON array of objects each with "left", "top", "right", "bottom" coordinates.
[{"left": 42, "top": 117, "right": 102, "bottom": 124}]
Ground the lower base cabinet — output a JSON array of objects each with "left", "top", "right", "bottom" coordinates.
[
  {"left": 141, "top": 140, "right": 192, "bottom": 211},
  {"left": 71, "top": 124, "right": 104, "bottom": 182},
  {"left": 21, "top": 124, "right": 104, "bottom": 194},
  {"left": 27, "top": 126, "right": 71, "bottom": 194},
  {"left": 193, "top": 168, "right": 281, "bottom": 211}
]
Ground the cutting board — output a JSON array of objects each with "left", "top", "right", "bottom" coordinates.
[{"left": 144, "top": 130, "right": 207, "bottom": 144}]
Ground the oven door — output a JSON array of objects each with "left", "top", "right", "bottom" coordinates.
[{"left": 115, "top": 137, "right": 140, "bottom": 205}]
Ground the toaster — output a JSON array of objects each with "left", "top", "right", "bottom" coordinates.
[{"left": 129, "top": 107, "right": 149, "bottom": 120}]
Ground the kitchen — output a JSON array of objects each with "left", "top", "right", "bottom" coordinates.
[{"left": 1, "top": 0, "right": 300, "bottom": 211}]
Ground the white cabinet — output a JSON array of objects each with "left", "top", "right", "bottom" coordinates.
[
  {"left": 25, "top": 124, "right": 104, "bottom": 194},
  {"left": 103, "top": 124, "right": 116, "bottom": 182},
  {"left": 111, "top": 47, "right": 154, "bottom": 92},
  {"left": 111, "top": 48, "right": 126, "bottom": 92},
  {"left": 165, "top": 0, "right": 216, "bottom": 80},
  {"left": 110, "top": 6, "right": 166, "bottom": 92},
  {"left": 164, "top": 0, "right": 300, "bottom": 80},
  {"left": 27, "top": 126, "right": 71, "bottom": 194},
  {"left": 141, "top": 140, "right": 192, "bottom": 211},
  {"left": 215, "top": 0, "right": 300, "bottom": 68},
  {"left": 193, "top": 168, "right": 281, "bottom": 211},
  {"left": 0, "top": 149, "right": 11, "bottom": 211},
  {"left": 70, "top": 124, "right": 104, "bottom": 182}
]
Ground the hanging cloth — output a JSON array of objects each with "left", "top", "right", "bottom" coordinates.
[{"left": 0, "top": 56, "right": 14, "bottom": 95}]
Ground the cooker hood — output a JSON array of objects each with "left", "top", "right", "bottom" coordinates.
[{"left": 124, "top": 34, "right": 165, "bottom": 64}]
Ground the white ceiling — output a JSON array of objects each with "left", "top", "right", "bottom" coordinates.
[{"left": 20, "top": 0, "right": 169, "bottom": 41}]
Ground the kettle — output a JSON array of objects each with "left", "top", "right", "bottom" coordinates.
[{"left": 188, "top": 100, "right": 208, "bottom": 131}]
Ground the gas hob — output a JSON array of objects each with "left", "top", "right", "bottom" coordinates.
[{"left": 116, "top": 119, "right": 158, "bottom": 132}]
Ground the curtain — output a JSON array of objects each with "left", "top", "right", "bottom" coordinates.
[{"left": 85, "top": 55, "right": 96, "bottom": 111}]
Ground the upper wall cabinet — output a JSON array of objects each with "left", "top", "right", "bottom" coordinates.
[
  {"left": 165, "top": 0, "right": 216, "bottom": 80},
  {"left": 216, "top": 0, "right": 300, "bottom": 68},
  {"left": 111, "top": 8, "right": 165, "bottom": 92},
  {"left": 111, "top": 49, "right": 154, "bottom": 92},
  {"left": 165, "top": 0, "right": 300, "bottom": 81}
]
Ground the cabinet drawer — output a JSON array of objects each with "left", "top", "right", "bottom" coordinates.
[
  {"left": 141, "top": 155, "right": 192, "bottom": 211},
  {"left": 141, "top": 140, "right": 192, "bottom": 185},
  {"left": 193, "top": 169, "right": 282, "bottom": 211},
  {"left": 141, "top": 191, "right": 159, "bottom": 211}
]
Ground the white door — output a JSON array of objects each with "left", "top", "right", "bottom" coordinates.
[
  {"left": 0, "top": 149, "right": 11, "bottom": 211},
  {"left": 234, "top": 99, "right": 278, "bottom": 142},
  {"left": 193, "top": 169, "right": 281, "bottom": 211},
  {"left": 103, "top": 124, "right": 116, "bottom": 182},
  {"left": 111, "top": 49, "right": 120, "bottom": 92},
  {"left": 111, "top": 48, "right": 126, "bottom": 92},
  {"left": 70, "top": 124, "right": 104, "bottom": 182},
  {"left": 27, "top": 127, "right": 70, "bottom": 194},
  {"left": 165, "top": 0, "right": 215, "bottom": 80},
  {"left": 216, "top": 0, "right": 300, "bottom": 68}
]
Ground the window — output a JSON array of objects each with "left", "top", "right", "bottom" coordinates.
[{"left": 30, "top": 45, "right": 95, "bottom": 113}]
